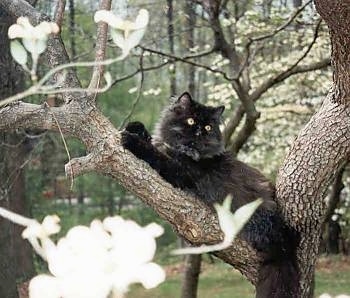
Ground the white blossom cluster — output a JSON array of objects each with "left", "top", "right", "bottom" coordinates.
[{"left": 27, "top": 216, "right": 165, "bottom": 298}]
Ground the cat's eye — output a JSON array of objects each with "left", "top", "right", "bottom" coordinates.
[
  {"left": 205, "top": 125, "right": 212, "bottom": 131},
  {"left": 187, "top": 118, "right": 195, "bottom": 125}
]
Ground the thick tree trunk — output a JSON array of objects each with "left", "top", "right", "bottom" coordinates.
[
  {"left": 185, "top": 1, "right": 196, "bottom": 97},
  {"left": 275, "top": 1, "right": 350, "bottom": 295},
  {"left": 276, "top": 95, "right": 350, "bottom": 296},
  {"left": 68, "top": 0, "right": 76, "bottom": 61},
  {"left": 181, "top": 3, "right": 202, "bottom": 298},
  {"left": 0, "top": 7, "right": 34, "bottom": 298},
  {"left": 167, "top": 0, "right": 176, "bottom": 95},
  {"left": 5, "top": 133, "right": 35, "bottom": 280},
  {"left": 181, "top": 254, "right": 202, "bottom": 298}
]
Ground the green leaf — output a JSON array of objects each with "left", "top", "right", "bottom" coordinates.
[{"left": 10, "top": 40, "right": 28, "bottom": 66}]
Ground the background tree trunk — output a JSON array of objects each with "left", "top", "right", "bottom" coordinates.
[
  {"left": 181, "top": 254, "right": 202, "bottom": 298},
  {"left": 180, "top": 3, "right": 202, "bottom": 297},
  {"left": 0, "top": 7, "right": 34, "bottom": 298},
  {"left": 167, "top": 0, "right": 176, "bottom": 95}
]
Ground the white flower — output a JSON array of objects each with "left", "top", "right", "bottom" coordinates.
[
  {"left": 28, "top": 216, "right": 165, "bottom": 298},
  {"left": 29, "top": 275, "right": 61, "bottom": 298},
  {"left": 172, "top": 197, "right": 262, "bottom": 255},
  {"left": 22, "top": 215, "right": 60, "bottom": 240},
  {"left": 94, "top": 9, "right": 149, "bottom": 57},
  {"left": 8, "top": 17, "right": 59, "bottom": 56}
]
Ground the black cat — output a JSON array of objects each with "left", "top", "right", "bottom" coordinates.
[{"left": 121, "top": 92, "right": 299, "bottom": 298}]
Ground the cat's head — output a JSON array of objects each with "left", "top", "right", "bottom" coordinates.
[{"left": 153, "top": 92, "right": 225, "bottom": 159}]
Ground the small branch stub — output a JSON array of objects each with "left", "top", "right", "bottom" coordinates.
[{"left": 65, "top": 153, "right": 97, "bottom": 178}]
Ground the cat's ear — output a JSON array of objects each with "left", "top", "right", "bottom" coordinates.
[
  {"left": 213, "top": 105, "right": 225, "bottom": 119},
  {"left": 176, "top": 92, "right": 193, "bottom": 107}
]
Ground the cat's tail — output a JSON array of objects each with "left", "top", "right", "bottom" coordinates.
[{"left": 255, "top": 255, "right": 299, "bottom": 298}]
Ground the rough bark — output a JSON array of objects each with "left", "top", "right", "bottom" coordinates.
[
  {"left": 272, "top": 3, "right": 350, "bottom": 295},
  {"left": 315, "top": 0, "right": 350, "bottom": 105},
  {"left": 276, "top": 95, "right": 350, "bottom": 296}
]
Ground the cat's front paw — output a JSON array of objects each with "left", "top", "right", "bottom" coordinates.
[
  {"left": 121, "top": 122, "right": 151, "bottom": 155},
  {"left": 124, "top": 121, "right": 151, "bottom": 142},
  {"left": 176, "top": 144, "right": 200, "bottom": 161}
]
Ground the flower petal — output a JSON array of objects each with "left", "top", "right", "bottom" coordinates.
[
  {"left": 60, "top": 272, "right": 111, "bottom": 298},
  {"left": 144, "top": 223, "right": 164, "bottom": 238},
  {"left": 41, "top": 215, "right": 61, "bottom": 235},
  {"left": 229, "top": 198, "right": 263, "bottom": 238},
  {"left": 134, "top": 9, "right": 149, "bottom": 30},
  {"left": 17, "top": 17, "right": 32, "bottom": 27},
  {"left": 136, "top": 262, "right": 166, "bottom": 289},
  {"left": 36, "top": 39, "right": 48, "bottom": 54},
  {"left": 8, "top": 24, "right": 27, "bottom": 39},
  {"left": 22, "top": 38, "right": 37, "bottom": 54},
  {"left": 110, "top": 29, "right": 126, "bottom": 51},
  {"left": 37, "top": 21, "right": 59, "bottom": 35},
  {"left": 94, "top": 10, "right": 124, "bottom": 29},
  {"left": 123, "top": 28, "right": 146, "bottom": 53},
  {"left": 29, "top": 274, "right": 61, "bottom": 298}
]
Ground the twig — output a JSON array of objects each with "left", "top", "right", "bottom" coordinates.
[
  {"left": 47, "top": 103, "right": 74, "bottom": 190},
  {"left": 234, "top": 0, "right": 313, "bottom": 80},
  {"left": 139, "top": 46, "right": 233, "bottom": 80},
  {"left": 88, "top": 0, "right": 112, "bottom": 93},
  {"left": 250, "top": 18, "right": 324, "bottom": 102},
  {"left": 119, "top": 50, "right": 145, "bottom": 129},
  {"left": 112, "top": 61, "right": 169, "bottom": 86},
  {"left": 251, "top": 0, "right": 313, "bottom": 43},
  {"left": 0, "top": 56, "right": 122, "bottom": 107}
]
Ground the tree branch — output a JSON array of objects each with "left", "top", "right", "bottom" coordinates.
[
  {"left": 250, "top": 19, "right": 327, "bottom": 102},
  {"left": 88, "top": 0, "right": 112, "bottom": 94},
  {"left": 0, "top": 99, "right": 262, "bottom": 284},
  {"left": 0, "top": 102, "right": 78, "bottom": 135},
  {"left": 251, "top": 0, "right": 313, "bottom": 43},
  {"left": 223, "top": 104, "right": 244, "bottom": 145},
  {"left": 139, "top": 46, "right": 232, "bottom": 81}
]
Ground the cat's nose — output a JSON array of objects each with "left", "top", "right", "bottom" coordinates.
[{"left": 195, "top": 129, "right": 201, "bottom": 136}]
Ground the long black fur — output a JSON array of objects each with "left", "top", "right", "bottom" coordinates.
[{"left": 121, "top": 92, "right": 299, "bottom": 298}]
